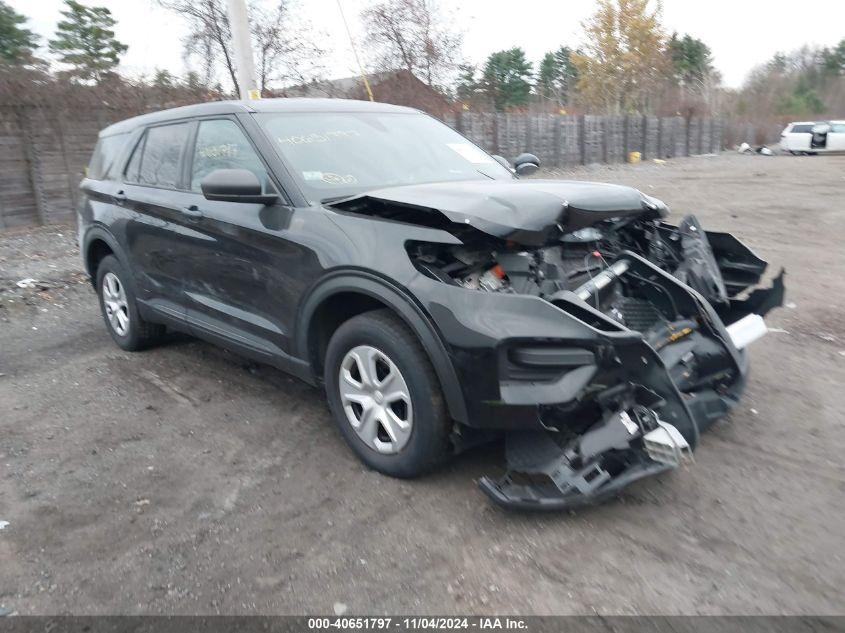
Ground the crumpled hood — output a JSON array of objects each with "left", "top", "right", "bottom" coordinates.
[{"left": 337, "top": 179, "right": 665, "bottom": 246}]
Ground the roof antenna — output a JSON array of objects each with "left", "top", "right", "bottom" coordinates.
[{"left": 335, "top": 0, "right": 374, "bottom": 102}]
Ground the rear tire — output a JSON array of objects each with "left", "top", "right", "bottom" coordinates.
[
  {"left": 324, "top": 309, "right": 452, "bottom": 478},
  {"left": 96, "top": 255, "right": 165, "bottom": 351}
]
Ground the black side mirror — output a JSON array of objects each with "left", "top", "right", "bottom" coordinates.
[
  {"left": 200, "top": 169, "right": 277, "bottom": 205},
  {"left": 514, "top": 152, "right": 540, "bottom": 176}
]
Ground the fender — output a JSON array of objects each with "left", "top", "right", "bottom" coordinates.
[
  {"left": 81, "top": 224, "right": 130, "bottom": 282},
  {"left": 296, "top": 271, "right": 469, "bottom": 424}
]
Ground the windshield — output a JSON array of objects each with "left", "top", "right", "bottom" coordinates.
[{"left": 255, "top": 111, "right": 514, "bottom": 202}]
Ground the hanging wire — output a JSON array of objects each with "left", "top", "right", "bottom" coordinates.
[{"left": 335, "top": 0, "right": 374, "bottom": 102}]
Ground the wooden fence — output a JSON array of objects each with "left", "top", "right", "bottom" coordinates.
[
  {"left": 444, "top": 112, "right": 723, "bottom": 167},
  {"left": 0, "top": 106, "right": 126, "bottom": 229},
  {"left": 0, "top": 105, "right": 724, "bottom": 230}
]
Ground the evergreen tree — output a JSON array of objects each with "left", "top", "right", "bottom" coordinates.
[
  {"left": 481, "top": 48, "right": 533, "bottom": 111},
  {"left": 668, "top": 33, "right": 714, "bottom": 84},
  {"left": 537, "top": 46, "right": 578, "bottom": 107},
  {"left": 455, "top": 64, "right": 477, "bottom": 102},
  {"left": 0, "top": 1, "right": 38, "bottom": 64},
  {"left": 49, "top": 0, "right": 127, "bottom": 82}
]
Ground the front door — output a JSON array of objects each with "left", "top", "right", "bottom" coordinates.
[{"left": 176, "top": 117, "right": 310, "bottom": 361}]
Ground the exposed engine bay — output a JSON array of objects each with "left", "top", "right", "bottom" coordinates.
[{"left": 331, "top": 180, "right": 785, "bottom": 509}]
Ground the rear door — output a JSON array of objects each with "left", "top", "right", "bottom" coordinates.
[
  {"left": 827, "top": 122, "right": 845, "bottom": 151},
  {"left": 786, "top": 123, "right": 812, "bottom": 151},
  {"left": 121, "top": 121, "right": 194, "bottom": 319}
]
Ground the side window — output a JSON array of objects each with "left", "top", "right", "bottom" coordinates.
[
  {"left": 88, "top": 133, "right": 128, "bottom": 180},
  {"left": 831, "top": 123, "right": 845, "bottom": 133},
  {"left": 190, "top": 119, "right": 270, "bottom": 192},
  {"left": 125, "top": 122, "right": 190, "bottom": 188},
  {"left": 124, "top": 134, "right": 144, "bottom": 183}
]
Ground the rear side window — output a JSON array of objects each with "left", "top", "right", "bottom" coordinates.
[
  {"left": 190, "top": 119, "right": 269, "bottom": 192},
  {"left": 791, "top": 124, "right": 813, "bottom": 133},
  {"left": 831, "top": 123, "right": 845, "bottom": 133},
  {"left": 125, "top": 122, "right": 191, "bottom": 188},
  {"left": 88, "top": 133, "right": 128, "bottom": 180}
]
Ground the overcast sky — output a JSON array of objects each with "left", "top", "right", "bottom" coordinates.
[{"left": 9, "top": 0, "right": 845, "bottom": 89}]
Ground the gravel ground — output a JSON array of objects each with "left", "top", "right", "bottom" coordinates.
[{"left": 0, "top": 153, "right": 843, "bottom": 616}]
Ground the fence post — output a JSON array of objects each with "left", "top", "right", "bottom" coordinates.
[
  {"left": 641, "top": 114, "right": 648, "bottom": 160},
  {"left": 55, "top": 113, "right": 79, "bottom": 210},
  {"left": 698, "top": 117, "right": 704, "bottom": 154},
  {"left": 656, "top": 117, "right": 663, "bottom": 159},
  {"left": 622, "top": 115, "right": 630, "bottom": 162},
  {"left": 578, "top": 114, "right": 587, "bottom": 165},
  {"left": 525, "top": 114, "right": 533, "bottom": 152},
  {"left": 553, "top": 115, "right": 562, "bottom": 167},
  {"left": 16, "top": 107, "right": 47, "bottom": 226},
  {"left": 492, "top": 113, "right": 500, "bottom": 156},
  {"left": 684, "top": 118, "right": 691, "bottom": 156},
  {"left": 601, "top": 117, "right": 609, "bottom": 164}
]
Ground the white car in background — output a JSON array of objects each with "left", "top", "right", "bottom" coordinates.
[{"left": 780, "top": 120, "right": 845, "bottom": 154}]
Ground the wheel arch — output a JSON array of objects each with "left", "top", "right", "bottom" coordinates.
[
  {"left": 296, "top": 272, "right": 469, "bottom": 424},
  {"left": 82, "top": 226, "right": 128, "bottom": 287}
]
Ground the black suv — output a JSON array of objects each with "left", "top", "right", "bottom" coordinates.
[{"left": 79, "top": 98, "right": 784, "bottom": 509}]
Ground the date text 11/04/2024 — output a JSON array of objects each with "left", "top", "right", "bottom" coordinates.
[{"left": 307, "top": 617, "right": 528, "bottom": 630}]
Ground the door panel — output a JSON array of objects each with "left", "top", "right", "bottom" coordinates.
[
  {"left": 178, "top": 118, "right": 319, "bottom": 358},
  {"left": 788, "top": 133, "right": 811, "bottom": 151},
  {"left": 827, "top": 124, "right": 845, "bottom": 151},
  {"left": 121, "top": 122, "right": 193, "bottom": 315}
]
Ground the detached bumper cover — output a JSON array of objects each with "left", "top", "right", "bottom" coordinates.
[{"left": 478, "top": 271, "right": 785, "bottom": 511}]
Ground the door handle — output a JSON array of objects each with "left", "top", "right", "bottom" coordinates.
[
  {"left": 182, "top": 205, "right": 204, "bottom": 219},
  {"left": 113, "top": 190, "right": 127, "bottom": 205}
]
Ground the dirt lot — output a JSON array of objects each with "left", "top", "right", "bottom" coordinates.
[{"left": 1, "top": 153, "right": 843, "bottom": 616}]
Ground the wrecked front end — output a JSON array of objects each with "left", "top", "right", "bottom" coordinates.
[{"left": 331, "top": 181, "right": 785, "bottom": 510}]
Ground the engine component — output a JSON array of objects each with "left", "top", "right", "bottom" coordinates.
[{"left": 572, "top": 259, "right": 629, "bottom": 302}]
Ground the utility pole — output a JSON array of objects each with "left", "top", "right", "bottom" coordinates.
[{"left": 226, "top": 0, "right": 260, "bottom": 100}]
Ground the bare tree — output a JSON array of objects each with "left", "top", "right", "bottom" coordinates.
[
  {"left": 157, "top": 0, "right": 323, "bottom": 96},
  {"left": 360, "top": 0, "right": 462, "bottom": 88},
  {"left": 157, "top": 0, "right": 237, "bottom": 94},
  {"left": 251, "top": 1, "right": 324, "bottom": 93}
]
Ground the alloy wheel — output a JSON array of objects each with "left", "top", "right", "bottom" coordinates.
[{"left": 102, "top": 271, "right": 130, "bottom": 336}]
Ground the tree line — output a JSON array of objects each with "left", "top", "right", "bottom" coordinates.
[{"left": 1, "top": 0, "right": 843, "bottom": 121}]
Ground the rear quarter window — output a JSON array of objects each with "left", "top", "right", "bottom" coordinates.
[
  {"left": 790, "top": 124, "right": 813, "bottom": 133},
  {"left": 125, "top": 122, "right": 191, "bottom": 188},
  {"left": 88, "top": 133, "right": 129, "bottom": 180}
]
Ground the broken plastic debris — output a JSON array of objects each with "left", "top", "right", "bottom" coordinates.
[
  {"left": 785, "top": 302, "right": 797, "bottom": 309},
  {"left": 333, "top": 602, "right": 348, "bottom": 616},
  {"left": 15, "top": 278, "right": 38, "bottom": 288},
  {"left": 0, "top": 521, "right": 9, "bottom": 530}
]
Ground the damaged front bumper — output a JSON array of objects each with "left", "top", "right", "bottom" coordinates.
[{"left": 477, "top": 269, "right": 785, "bottom": 511}]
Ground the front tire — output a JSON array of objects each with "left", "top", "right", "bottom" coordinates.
[
  {"left": 96, "top": 255, "right": 165, "bottom": 351},
  {"left": 324, "top": 309, "right": 452, "bottom": 478}
]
